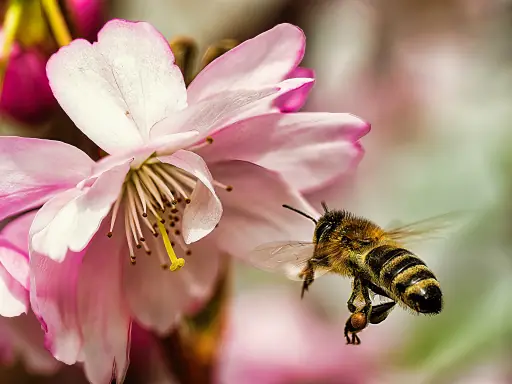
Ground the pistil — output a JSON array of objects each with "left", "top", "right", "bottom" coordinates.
[{"left": 157, "top": 221, "right": 185, "bottom": 271}]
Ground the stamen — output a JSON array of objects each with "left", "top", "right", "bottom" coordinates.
[
  {"left": 128, "top": 183, "right": 156, "bottom": 236},
  {"left": 154, "top": 165, "right": 191, "bottom": 200},
  {"left": 108, "top": 185, "right": 125, "bottom": 236},
  {"left": 212, "top": 179, "right": 233, "bottom": 191},
  {"left": 131, "top": 173, "right": 148, "bottom": 216},
  {"left": 126, "top": 184, "right": 145, "bottom": 242},
  {"left": 143, "top": 165, "right": 176, "bottom": 203},
  {"left": 124, "top": 208, "right": 136, "bottom": 263},
  {"left": 156, "top": 221, "right": 185, "bottom": 271},
  {"left": 188, "top": 136, "right": 214, "bottom": 151},
  {"left": 145, "top": 199, "right": 164, "bottom": 223},
  {"left": 170, "top": 168, "right": 196, "bottom": 190},
  {"left": 138, "top": 170, "right": 165, "bottom": 210},
  {"left": 141, "top": 240, "right": 151, "bottom": 255},
  {"left": 170, "top": 231, "right": 190, "bottom": 255},
  {"left": 126, "top": 206, "right": 140, "bottom": 248}
]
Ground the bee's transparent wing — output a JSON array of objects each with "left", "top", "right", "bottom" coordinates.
[
  {"left": 248, "top": 241, "right": 330, "bottom": 281},
  {"left": 385, "top": 211, "right": 469, "bottom": 245}
]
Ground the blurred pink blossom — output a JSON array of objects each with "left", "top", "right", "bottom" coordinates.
[
  {"left": 0, "top": 19, "right": 369, "bottom": 383},
  {"left": 0, "top": 32, "right": 55, "bottom": 124},
  {"left": 217, "top": 289, "right": 381, "bottom": 384}
]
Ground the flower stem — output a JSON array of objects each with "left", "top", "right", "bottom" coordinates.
[
  {"left": 41, "top": 0, "right": 72, "bottom": 46},
  {"left": 161, "top": 259, "right": 231, "bottom": 383},
  {"left": 0, "top": 0, "right": 23, "bottom": 92}
]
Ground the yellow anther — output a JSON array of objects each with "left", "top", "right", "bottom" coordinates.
[{"left": 157, "top": 221, "right": 185, "bottom": 271}]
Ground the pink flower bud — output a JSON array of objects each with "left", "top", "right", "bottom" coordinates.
[
  {"left": 65, "top": 0, "right": 105, "bottom": 42},
  {"left": 0, "top": 34, "right": 55, "bottom": 124}
]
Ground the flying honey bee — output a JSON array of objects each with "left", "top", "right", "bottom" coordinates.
[{"left": 249, "top": 202, "right": 465, "bottom": 345}]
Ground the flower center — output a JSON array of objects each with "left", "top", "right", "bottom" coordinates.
[{"left": 106, "top": 156, "right": 231, "bottom": 271}]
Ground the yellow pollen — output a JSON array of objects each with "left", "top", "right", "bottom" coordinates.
[
  {"left": 206, "top": 136, "right": 214, "bottom": 144},
  {"left": 157, "top": 221, "right": 185, "bottom": 271}
]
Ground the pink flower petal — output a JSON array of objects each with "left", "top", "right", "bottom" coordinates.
[
  {"left": 85, "top": 130, "right": 200, "bottom": 179},
  {"left": 123, "top": 231, "right": 221, "bottom": 334},
  {"left": 30, "top": 160, "right": 130, "bottom": 262},
  {"left": 158, "top": 150, "right": 222, "bottom": 244},
  {"left": 0, "top": 137, "right": 93, "bottom": 222},
  {"left": 1, "top": 211, "right": 37, "bottom": 254},
  {"left": 30, "top": 248, "right": 83, "bottom": 365},
  {"left": 0, "top": 261, "right": 28, "bottom": 317},
  {"left": 47, "top": 20, "right": 187, "bottom": 154},
  {"left": 207, "top": 161, "right": 319, "bottom": 257},
  {"left": 0, "top": 238, "right": 29, "bottom": 289},
  {"left": 188, "top": 24, "right": 305, "bottom": 103},
  {"left": 95, "top": 20, "right": 187, "bottom": 140},
  {"left": 197, "top": 112, "right": 370, "bottom": 192},
  {"left": 76, "top": 223, "right": 131, "bottom": 383},
  {"left": 276, "top": 67, "right": 315, "bottom": 112},
  {"left": 151, "top": 78, "right": 314, "bottom": 140},
  {"left": 30, "top": 218, "right": 131, "bottom": 382}
]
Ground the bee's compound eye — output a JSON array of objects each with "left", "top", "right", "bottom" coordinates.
[{"left": 315, "top": 222, "right": 332, "bottom": 240}]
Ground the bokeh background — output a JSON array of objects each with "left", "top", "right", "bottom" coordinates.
[{"left": 1, "top": 0, "right": 511, "bottom": 383}]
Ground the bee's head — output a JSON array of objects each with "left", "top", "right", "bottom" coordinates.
[
  {"left": 314, "top": 210, "right": 346, "bottom": 242},
  {"left": 315, "top": 206, "right": 383, "bottom": 251}
]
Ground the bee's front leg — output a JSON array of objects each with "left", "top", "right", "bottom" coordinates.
[{"left": 299, "top": 261, "right": 315, "bottom": 299}]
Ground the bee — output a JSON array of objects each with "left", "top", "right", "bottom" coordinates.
[{"left": 249, "top": 202, "right": 464, "bottom": 345}]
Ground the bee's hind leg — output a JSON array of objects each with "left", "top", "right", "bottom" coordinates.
[
  {"left": 345, "top": 280, "right": 373, "bottom": 345},
  {"left": 347, "top": 278, "right": 363, "bottom": 313},
  {"left": 369, "top": 302, "right": 396, "bottom": 325},
  {"left": 344, "top": 310, "right": 368, "bottom": 345}
]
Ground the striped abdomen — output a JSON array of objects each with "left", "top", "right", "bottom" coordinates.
[{"left": 365, "top": 245, "right": 442, "bottom": 314}]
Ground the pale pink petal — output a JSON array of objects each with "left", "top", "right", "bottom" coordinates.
[
  {"left": 85, "top": 130, "right": 200, "bottom": 178},
  {"left": 1, "top": 211, "right": 37, "bottom": 253},
  {"left": 197, "top": 113, "right": 370, "bottom": 192},
  {"left": 95, "top": 20, "right": 187, "bottom": 140},
  {"left": 151, "top": 78, "right": 314, "bottom": 139},
  {"left": 0, "top": 312, "right": 60, "bottom": 374},
  {"left": 47, "top": 39, "right": 144, "bottom": 154},
  {"left": 76, "top": 220, "right": 131, "bottom": 383},
  {"left": 30, "top": 218, "right": 131, "bottom": 382},
  {"left": 30, "top": 161, "right": 130, "bottom": 262},
  {"left": 123, "top": 230, "right": 220, "bottom": 334},
  {"left": 188, "top": 24, "right": 305, "bottom": 103},
  {"left": 207, "top": 161, "right": 319, "bottom": 257},
  {"left": 0, "top": 239, "right": 28, "bottom": 289},
  {"left": 276, "top": 67, "right": 315, "bottom": 112},
  {"left": 0, "top": 261, "right": 27, "bottom": 317},
  {"left": 30, "top": 248, "right": 83, "bottom": 365},
  {"left": 0, "top": 137, "right": 93, "bottom": 222},
  {"left": 158, "top": 150, "right": 222, "bottom": 244}
]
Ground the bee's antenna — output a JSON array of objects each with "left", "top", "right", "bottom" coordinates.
[
  {"left": 282, "top": 204, "right": 318, "bottom": 224},
  {"left": 321, "top": 201, "right": 329, "bottom": 213}
]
